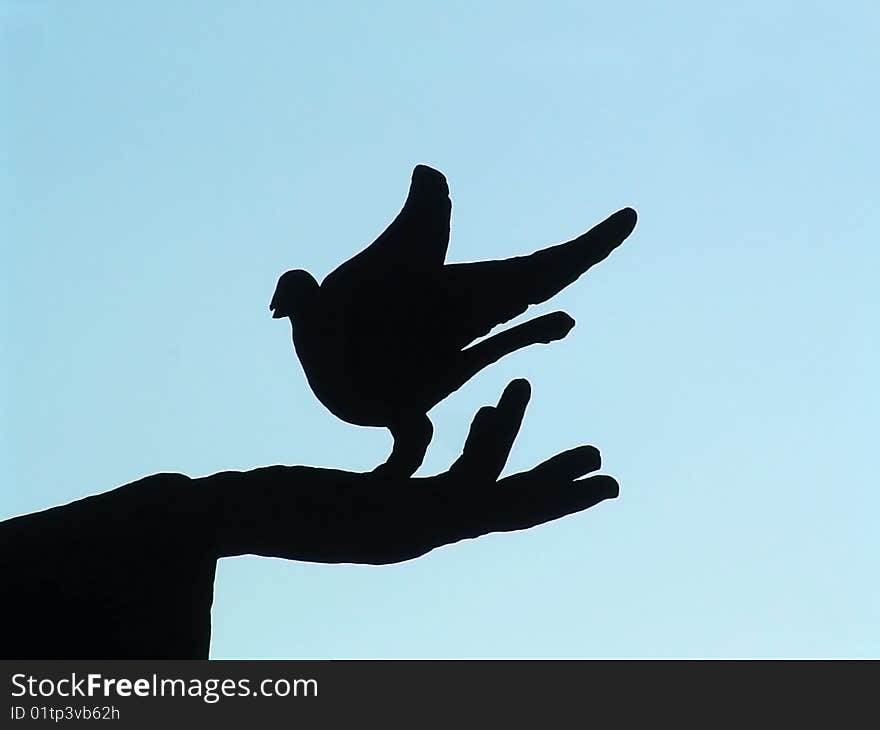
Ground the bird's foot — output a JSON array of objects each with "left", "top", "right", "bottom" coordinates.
[
  {"left": 371, "top": 416, "right": 433, "bottom": 480},
  {"left": 370, "top": 460, "right": 415, "bottom": 481}
]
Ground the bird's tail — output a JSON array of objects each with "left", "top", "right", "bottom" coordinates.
[{"left": 446, "top": 312, "right": 575, "bottom": 397}]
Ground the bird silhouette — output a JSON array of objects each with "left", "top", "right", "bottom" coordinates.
[{"left": 271, "top": 165, "right": 636, "bottom": 476}]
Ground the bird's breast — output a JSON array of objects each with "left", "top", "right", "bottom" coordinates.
[{"left": 292, "top": 316, "right": 430, "bottom": 427}]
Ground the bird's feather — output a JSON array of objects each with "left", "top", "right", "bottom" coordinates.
[
  {"left": 322, "top": 165, "right": 451, "bottom": 294},
  {"left": 439, "top": 207, "right": 637, "bottom": 348}
]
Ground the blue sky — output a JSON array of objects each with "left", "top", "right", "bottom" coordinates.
[{"left": 2, "top": 1, "right": 878, "bottom": 657}]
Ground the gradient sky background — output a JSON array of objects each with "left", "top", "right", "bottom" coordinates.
[{"left": 3, "top": 2, "right": 877, "bottom": 658}]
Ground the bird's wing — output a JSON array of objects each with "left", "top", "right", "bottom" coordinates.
[
  {"left": 440, "top": 207, "right": 637, "bottom": 349},
  {"left": 322, "top": 165, "right": 451, "bottom": 293},
  {"left": 439, "top": 259, "right": 534, "bottom": 349}
]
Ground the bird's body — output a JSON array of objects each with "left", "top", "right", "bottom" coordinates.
[
  {"left": 272, "top": 165, "right": 637, "bottom": 475},
  {"left": 290, "top": 279, "right": 452, "bottom": 427}
]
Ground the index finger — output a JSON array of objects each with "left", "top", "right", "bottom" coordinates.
[{"left": 449, "top": 378, "right": 531, "bottom": 482}]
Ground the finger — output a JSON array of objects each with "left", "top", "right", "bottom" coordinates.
[
  {"left": 492, "top": 378, "right": 530, "bottom": 447},
  {"left": 448, "top": 379, "right": 531, "bottom": 482},
  {"left": 487, "top": 475, "right": 619, "bottom": 534},
  {"left": 472, "top": 378, "right": 530, "bottom": 481},
  {"left": 448, "top": 405, "right": 497, "bottom": 476},
  {"left": 523, "top": 445, "right": 601, "bottom": 483}
]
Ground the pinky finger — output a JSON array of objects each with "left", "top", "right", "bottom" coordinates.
[{"left": 487, "top": 474, "right": 619, "bottom": 534}]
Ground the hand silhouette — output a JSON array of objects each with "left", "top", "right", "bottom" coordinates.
[
  {"left": 2, "top": 379, "right": 617, "bottom": 658},
  {"left": 432, "top": 378, "right": 618, "bottom": 548},
  {"left": 212, "top": 378, "right": 618, "bottom": 565}
]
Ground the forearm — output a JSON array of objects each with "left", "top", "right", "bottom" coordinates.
[{"left": 0, "top": 472, "right": 217, "bottom": 659}]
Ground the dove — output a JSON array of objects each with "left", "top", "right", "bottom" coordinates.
[{"left": 271, "top": 164, "right": 636, "bottom": 476}]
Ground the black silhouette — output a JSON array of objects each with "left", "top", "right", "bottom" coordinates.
[
  {"left": 1, "top": 380, "right": 618, "bottom": 659},
  {"left": 271, "top": 165, "right": 636, "bottom": 477}
]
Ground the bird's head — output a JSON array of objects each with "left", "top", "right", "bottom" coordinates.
[{"left": 270, "top": 269, "right": 320, "bottom": 320}]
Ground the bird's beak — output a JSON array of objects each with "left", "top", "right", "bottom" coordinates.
[{"left": 269, "top": 291, "right": 283, "bottom": 319}]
